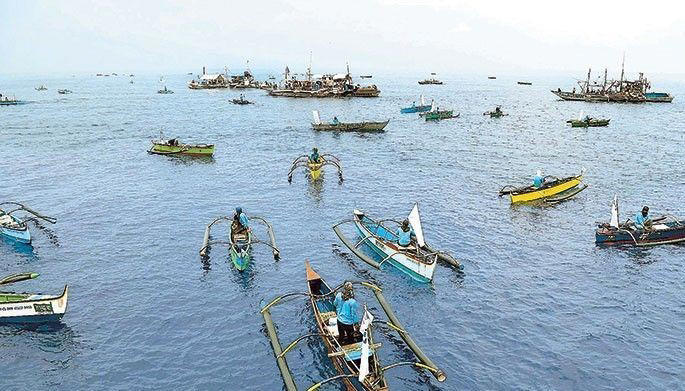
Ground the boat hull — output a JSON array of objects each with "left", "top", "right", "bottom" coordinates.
[
  {"left": 425, "top": 111, "right": 456, "bottom": 121},
  {"left": 568, "top": 119, "right": 610, "bottom": 127},
  {"left": 230, "top": 230, "right": 252, "bottom": 271},
  {"left": 0, "top": 215, "right": 31, "bottom": 243},
  {"left": 596, "top": 221, "right": 685, "bottom": 246},
  {"left": 0, "top": 286, "right": 68, "bottom": 324},
  {"left": 149, "top": 143, "right": 215, "bottom": 156},
  {"left": 400, "top": 105, "right": 431, "bottom": 114},
  {"left": 308, "top": 162, "right": 323, "bottom": 180},
  {"left": 312, "top": 120, "right": 389, "bottom": 132},
  {"left": 353, "top": 214, "right": 435, "bottom": 282},
  {"left": 510, "top": 176, "right": 582, "bottom": 203}
]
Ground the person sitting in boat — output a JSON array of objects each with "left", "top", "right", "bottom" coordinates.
[
  {"left": 634, "top": 206, "right": 651, "bottom": 230},
  {"left": 167, "top": 138, "right": 179, "bottom": 146},
  {"left": 396, "top": 219, "right": 414, "bottom": 247},
  {"left": 233, "top": 207, "right": 250, "bottom": 233},
  {"left": 309, "top": 147, "right": 321, "bottom": 163},
  {"left": 495, "top": 106, "right": 502, "bottom": 114},
  {"left": 533, "top": 170, "right": 544, "bottom": 188},
  {"left": 334, "top": 282, "right": 361, "bottom": 345},
  {"left": 332, "top": 116, "right": 340, "bottom": 125}
]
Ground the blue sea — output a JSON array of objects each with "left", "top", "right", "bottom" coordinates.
[{"left": 1, "top": 72, "right": 684, "bottom": 390}]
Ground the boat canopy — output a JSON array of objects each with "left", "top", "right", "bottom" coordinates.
[
  {"left": 333, "top": 73, "right": 348, "bottom": 80},
  {"left": 610, "top": 195, "right": 619, "bottom": 228},
  {"left": 407, "top": 203, "right": 426, "bottom": 247},
  {"left": 200, "top": 74, "right": 224, "bottom": 81}
]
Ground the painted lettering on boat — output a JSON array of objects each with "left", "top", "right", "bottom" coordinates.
[{"left": 0, "top": 304, "right": 33, "bottom": 311}]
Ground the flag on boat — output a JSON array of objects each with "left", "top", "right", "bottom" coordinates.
[
  {"left": 358, "top": 308, "right": 374, "bottom": 382},
  {"left": 610, "top": 195, "right": 619, "bottom": 228},
  {"left": 407, "top": 203, "right": 426, "bottom": 247}
]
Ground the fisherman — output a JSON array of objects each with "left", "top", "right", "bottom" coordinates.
[
  {"left": 333, "top": 282, "right": 361, "bottom": 345},
  {"left": 634, "top": 206, "right": 651, "bottom": 230},
  {"left": 572, "top": 87, "right": 576, "bottom": 93},
  {"left": 396, "top": 219, "right": 414, "bottom": 247},
  {"left": 233, "top": 207, "right": 250, "bottom": 233},
  {"left": 240, "top": 93, "right": 244, "bottom": 102},
  {"left": 533, "top": 170, "right": 544, "bottom": 188},
  {"left": 495, "top": 106, "right": 502, "bottom": 114},
  {"left": 332, "top": 116, "right": 340, "bottom": 125},
  {"left": 309, "top": 147, "right": 321, "bottom": 163}
]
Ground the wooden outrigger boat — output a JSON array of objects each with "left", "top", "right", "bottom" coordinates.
[
  {"left": 35, "top": 85, "right": 47, "bottom": 91},
  {"left": 0, "top": 273, "right": 68, "bottom": 324},
  {"left": 231, "top": 97, "right": 253, "bottom": 105},
  {"left": 260, "top": 261, "right": 446, "bottom": 391},
  {"left": 567, "top": 118, "right": 610, "bottom": 127},
  {"left": 57, "top": 89, "right": 73, "bottom": 94},
  {"left": 311, "top": 111, "right": 389, "bottom": 132},
  {"left": 596, "top": 196, "right": 685, "bottom": 246},
  {"left": 199, "top": 214, "right": 279, "bottom": 271},
  {"left": 0, "top": 202, "right": 56, "bottom": 244},
  {"left": 425, "top": 110, "right": 458, "bottom": 121},
  {"left": 400, "top": 95, "right": 431, "bottom": 113},
  {"left": 483, "top": 106, "right": 507, "bottom": 118},
  {"left": 157, "top": 86, "right": 174, "bottom": 94},
  {"left": 288, "top": 152, "right": 343, "bottom": 183},
  {"left": 499, "top": 172, "right": 586, "bottom": 203},
  {"left": 148, "top": 134, "right": 214, "bottom": 157},
  {"left": 333, "top": 204, "right": 460, "bottom": 282}
]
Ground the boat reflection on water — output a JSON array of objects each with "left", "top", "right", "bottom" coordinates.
[
  {"left": 0, "top": 323, "right": 81, "bottom": 364},
  {"left": 306, "top": 174, "right": 325, "bottom": 204},
  {"left": 163, "top": 154, "right": 215, "bottom": 166}
]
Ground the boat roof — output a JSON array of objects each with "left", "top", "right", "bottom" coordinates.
[{"left": 200, "top": 74, "right": 224, "bottom": 80}]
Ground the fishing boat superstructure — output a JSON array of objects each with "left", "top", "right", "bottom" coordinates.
[
  {"left": 0, "top": 273, "right": 68, "bottom": 324},
  {"left": 499, "top": 172, "right": 587, "bottom": 203},
  {"left": 595, "top": 196, "right": 685, "bottom": 246},
  {"left": 0, "top": 202, "right": 56, "bottom": 244},
  {"left": 288, "top": 152, "right": 343, "bottom": 183},
  {"left": 333, "top": 204, "right": 460, "bottom": 282},
  {"left": 199, "top": 214, "right": 279, "bottom": 271},
  {"left": 552, "top": 59, "right": 673, "bottom": 103},
  {"left": 260, "top": 261, "right": 446, "bottom": 391},
  {"left": 311, "top": 111, "right": 389, "bottom": 132},
  {"left": 188, "top": 67, "right": 229, "bottom": 89}
]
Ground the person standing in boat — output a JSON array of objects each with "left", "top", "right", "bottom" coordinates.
[
  {"left": 634, "top": 206, "right": 651, "bottom": 230},
  {"left": 309, "top": 147, "right": 321, "bottom": 163},
  {"left": 334, "top": 282, "right": 360, "bottom": 345},
  {"left": 233, "top": 207, "right": 250, "bottom": 233},
  {"left": 396, "top": 219, "right": 414, "bottom": 247},
  {"left": 332, "top": 116, "right": 340, "bottom": 125},
  {"left": 533, "top": 170, "right": 544, "bottom": 188}
]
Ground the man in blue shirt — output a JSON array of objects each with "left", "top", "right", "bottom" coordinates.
[
  {"left": 233, "top": 207, "right": 250, "bottom": 233},
  {"left": 396, "top": 219, "right": 414, "bottom": 247},
  {"left": 334, "top": 282, "right": 360, "bottom": 345},
  {"left": 634, "top": 206, "right": 651, "bottom": 230},
  {"left": 309, "top": 147, "right": 321, "bottom": 163},
  {"left": 533, "top": 170, "right": 544, "bottom": 188},
  {"left": 332, "top": 116, "right": 340, "bottom": 125}
]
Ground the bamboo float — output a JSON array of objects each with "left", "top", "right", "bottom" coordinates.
[
  {"left": 261, "top": 307, "right": 298, "bottom": 391},
  {"left": 332, "top": 223, "right": 382, "bottom": 269}
]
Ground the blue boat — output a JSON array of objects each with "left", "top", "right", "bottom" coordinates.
[
  {"left": 0, "top": 202, "right": 56, "bottom": 244},
  {"left": 400, "top": 95, "right": 431, "bottom": 113},
  {"left": 644, "top": 92, "right": 673, "bottom": 103}
]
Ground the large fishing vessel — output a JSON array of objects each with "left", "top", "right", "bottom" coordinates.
[{"left": 269, "top": 63, "right": 380, "bottom": 98}]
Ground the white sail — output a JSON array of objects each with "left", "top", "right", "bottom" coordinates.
[
  {"left": 312, "top": 110, "right": 321, "bottom": 124},
  {"left": 610, "top": 195, "right": 619, "bottom": 228},
  {"left": 358, "top": 308, "right": 374, "bottom": 382},
  {"left": 420, "top": 94, "right": 425, "bottom": 106},
  {"left": 430, "top": 100, "right": 436, "bottom": 112},
  {"left": 407, "top": 203, "right": 425, "bottom": 247},
  {"left": 578, "top": 110, "right": 584, "bottom": 121}
]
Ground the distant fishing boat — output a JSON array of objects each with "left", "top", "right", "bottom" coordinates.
[
  {"left": 488, "top": 76, "right": 496, "bottom": 79},
  {"left": 157, "top": 86, "right": 174, "bottom": 94},
  {"left": 35, "top": 85, "right": 47, "bottom": 91},
  {"left": 483, "top": 106, "right": 507, "bottom": 117},
  {"left": 231, "top": 96, "right": 253, "bottom": 105},
  {"left": 567, "top": 117, "right": 610, "bottom": 127},
  {"left": 400, "top": 95, "right": 431, "bottom": 113},
  {"left": 0, "top": 95, "right": 28, "bottom": 106},
  {"left": 57, "top": 89, "right": 72, "bottom": 94},
  {"left": 148, "top": 134, "right": 214, "bottom": 156},
  {"left": 360, "top": 75, "right": 372, "bottom": 79},
  {"left": 517, "top": 81, "right": 532, "bottom": 85},
  {"left": 311, "top": 111, "right": 388, "bottom": 132},
  {"left": 0, "top": 273, "right": 68, "bottom": 324}
]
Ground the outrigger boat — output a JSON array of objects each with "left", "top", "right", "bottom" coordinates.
[
  {"left": 35, "top": 85, "right": 47, "bottom": 91},
  {"left": 199, "top": 214, "right": 279, "bottom": 271},
  {"left": 57, "top": 89, "right": 72, "bottom": 94},
  {"left": 157, "top": 86, "right": 174, "bottom": 94},
  {"left": 231, "top": 96, "right": 253, "bottom": 105},
  {"left": 483, "top": 106, "right": 507, "bottom": 118},
  {"left": 288, "top": 153, "right": 343, "bottom": 183},
  {"left": 333, "top": 204, "right": 460, "bottom": 282},
  {"left": 499, "top": 172, "right": 586, "bottom": 204},
  {"left": 148, "top": 133, "right": 214, "bottom": 157},
  {"left": 311, "top": 111, "right": 389, "bottom": 132},
  {"left": 400, "top": 95, "right": 431, "bottom": 113},
  {"left": 260, "top": 261, "right": 446, "bottom": 391},
  {"left": 0, "top": 202, "right": 56, "bottom": 244},
  {"left": 0, "top": 273, "right": 68, "bottom": 324},
  {"left": 567, "top": 116, "right": 610, "bottom": 128},
  {"left": 595, "top": 196, "right": 685, "bottom": 246}
]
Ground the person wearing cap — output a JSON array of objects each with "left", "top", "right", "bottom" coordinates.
[
  {"left": 396, "top": 219, "right": 414, "bottom": 247},
  {"left": 333, "top": 282, "right": 360, "bottom": 345},
  {"left": 309, "top": 147, "right": 321, "bottom": 163},
  {"left": 533, "top": 170, "right": 544, "bottom": 188},
  {"left": 634, "top": 206, "right": 651, "bottom": 230},
  {"left": 233, "top": 207, "right": 250, "bottom": 233}
]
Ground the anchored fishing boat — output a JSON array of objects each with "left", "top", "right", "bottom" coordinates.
[
  {"left": 260, "top": 261, "right": 446, "bottom": 391},
  {"left": 400, "top": 95, "right": 431, "bottom": 113},
  {"left": 288, "top": 151, "right": 343, "bottom": 183},
  {"left": 333, "top": 204, "right": 460, "bottom": 282},
  {"left": 148, "top": 134, "right": 214, "bottom": 157},
  {"left": 269, "top": 62, "right": 380, "bottom": 98},
  {"left": 311, "top": 111, "right": 389, "bottom": 132},
  {"left": 0, "top": 202, "right": 56, "bottom": 244},
  {"left": 188, "top": 67, "right": 229, "bottom": 89},
  {"left": 567, "top": 117, "right": 610, "bottom": 127},
  {"left": 0, "top": 273, "right": 68, "bottom": 324},
  {"left": 488, "top": 76, "right": 497, "bottom": 79},
  {"left": 596, "top": 196, "right": 685, "bottom": 246},
  {"left": 199, "top": 213, "right": 279, "bottom": 271},
  {"left": 499, "top": 172, "right": 586, "bottom": 203}
]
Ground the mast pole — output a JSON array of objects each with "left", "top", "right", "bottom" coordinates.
[
  {"left": 586, "top": 68, "right": 591, "bottom": 93},
  {"left": 619, "top": 52, "right": 625, "bottom": 92}
]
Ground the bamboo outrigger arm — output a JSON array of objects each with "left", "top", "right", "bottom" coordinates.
[
  {"left": 332, "top": 221, "right": 382, "bottom": 269},
  {"left": 0, "top": 202, "right": 57, "bottom": 224},
  {"left": 321, "top": 160, "right": 344, "bottom": 182},
  {"left": 199, "top": 217, "right": 232, "bottom": 257},
  {"left": 287, "top": 161, "right": 310, "bottom": 183},
  {"left": 306, "top": 374, "right": 357, "bottom": 391},
  {"left": 250, "top": 216, "right": 280, "bottom": 259},
  {"left": 261, "top": 307, "right": 298, "bottom": 391}
]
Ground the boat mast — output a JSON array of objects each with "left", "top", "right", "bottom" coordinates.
[
  {"left": 307, "top": 51, "right": 312, "bottom": 82},
  {"left": 586, "top": 68, "right": 591, "bottom": 93},
  {"left": 619, "top": 52, "right": 625, "bottom": 92},
  {"left": 603, "top": 68, "right": 608, "bottom": 93}
]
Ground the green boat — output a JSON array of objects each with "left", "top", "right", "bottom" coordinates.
[
  {"left": 148, "top": 137, "right": 214, "bottom": 156},
  {"left": 230, "top": 225, "right": 252, "bottom": 271},
  {"left": 484, "top": 107, "right": 507, "bottom": 118},
  {"left": 424, "top": 110, "right": 458, "bottom": 121},
  {"left": 567, "top": 118, "right": 610, "bottom": 127}
]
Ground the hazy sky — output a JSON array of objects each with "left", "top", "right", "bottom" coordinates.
[{"left": 2, "top": 0, "right": 684, "bottom": 77}]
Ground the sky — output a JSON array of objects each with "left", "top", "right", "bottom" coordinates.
[{"left": 2, "top": 0, "right": 684, "bottom": 77}]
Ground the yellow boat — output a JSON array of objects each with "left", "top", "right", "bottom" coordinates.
[
  {"left": 500, "top": 174, "right": 584, "bottom": 203},
  {"left": 307, "top": 161, "right": 324, "bottom": 180}
]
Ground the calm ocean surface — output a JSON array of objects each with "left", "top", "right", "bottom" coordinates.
[{"left": 1, "top": 72, "right": 684, "bottom": 390}]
